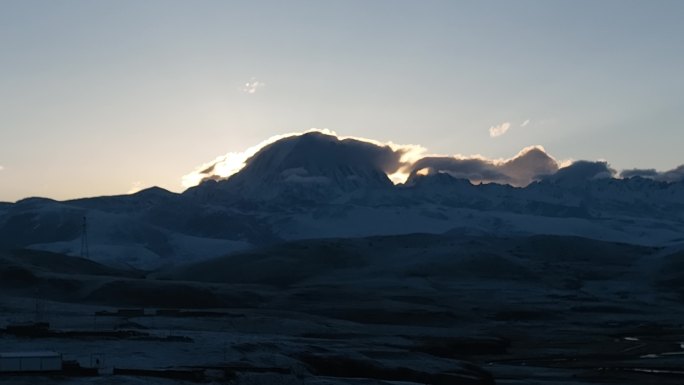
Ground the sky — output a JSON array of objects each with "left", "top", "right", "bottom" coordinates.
[{"left": 1, "top": 0, "right": 683, "bottom": 202}]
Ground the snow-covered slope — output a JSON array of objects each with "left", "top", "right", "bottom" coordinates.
[
  {"left": 0, "top": 190, "right": 254, "bottom": 269},
  {"left": 2, "top": 134, "right": 684, "bottom": 268}
]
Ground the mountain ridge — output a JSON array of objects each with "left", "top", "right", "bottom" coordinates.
[{"left": 1, "top": 132, "right": 683, "bottom": 268}]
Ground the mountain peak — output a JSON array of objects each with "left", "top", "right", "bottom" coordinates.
[{"left": 187, "top": 132, "right": 398, "bottom": 203}]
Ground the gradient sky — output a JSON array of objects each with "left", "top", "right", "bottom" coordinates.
[{"left": 1, "top": 0, "right": 683, "bottom": 202}]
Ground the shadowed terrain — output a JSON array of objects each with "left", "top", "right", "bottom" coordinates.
[{"left": 1, "top": 234, "right": 683, "bottom": 384}]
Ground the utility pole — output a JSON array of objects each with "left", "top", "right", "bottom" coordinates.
[
  {"left": 81, "top": 216, "right": 90, "bottom": 259},
  {"left": 34, "top": 288, "right": 45, "bottom": 323}
]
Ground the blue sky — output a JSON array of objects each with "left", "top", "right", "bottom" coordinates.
[{"left": 1, "top": 0, "right": 683, "bottom": 201}]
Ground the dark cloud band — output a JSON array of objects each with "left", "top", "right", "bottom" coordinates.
[
  {"left": 621, "top": 165, "right": 684, "bottom": 183},
  {"left": 408, "top": 146, "right": 559, "bottom": 187}
]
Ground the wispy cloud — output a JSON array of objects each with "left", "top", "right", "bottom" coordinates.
[
  {"left": 0, "top": 165, "right": 4, "bottom": 171},
  {"left": 240, "top": 78, "right": 265, "bottom": 94},
  {"left": 489, "top": 121, "right": 511, "bottom": 138},
  {"left": 520, "top": 119, "right": 530, "bottom": 127}
]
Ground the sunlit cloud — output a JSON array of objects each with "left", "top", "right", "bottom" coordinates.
[
  {"left": 240, "top": 78, "right": 265, "bottom": 94},
  {"left": 181, "top": 130, "right": 562, "bottom": 188},
  {"left": 182, "top": 131, "right": 300, "bottom": 187},
  {"left": 416, "top": 168, "right": 430, "bottom": 176},
  {"left": 489, "top": 121, "right": 511, "bottom": 138},
  {"left": 558, "top": 158, "right": 574, "bottom": 168},
  {"left": 127, "top": 181, "right": 143, "bottom": 194},
  {"left": 182, "top": 129, "right": 426, "bottom": 188},
  {"left": 521, "top": 119, "right": 530, "bottom": 127},
  {"left": 183, "top": 129, "right": 674, "bottom": 189}
]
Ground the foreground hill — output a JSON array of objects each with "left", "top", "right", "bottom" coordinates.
[
  {"left": 2, "top": 234, "right": 683, "bottom": 384},
  {"left": 4, "top": 233, "right": 682, "bottom": 335},
  {"left": 4, "top": 234, "right": 677, "bottom": 310},
  {"left": 158, "top": 234, "right": 654, "bottom": 289}
]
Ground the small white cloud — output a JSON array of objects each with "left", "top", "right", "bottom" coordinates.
[
  {"left": 127, "top": 181, "right": 143, "bottom": 194},
  {"left": 520, "top": 119, "right": 530, "bottom": 127},
  {"left": 489, "top": 122, "right": 511, "bottom": 138},
  {"left": 240, "top": 78, "right": 265, "bottom": 94},
  {"left": 0, "top": 165, "right": 4, "bottom": 171}
]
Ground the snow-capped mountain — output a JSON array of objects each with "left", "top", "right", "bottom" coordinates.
[
  {"left": 185, "top": 132, "right": 395, "bottom": 206},
  {"left": 2, "top": 132, "right": 684, "bottom": 268}
]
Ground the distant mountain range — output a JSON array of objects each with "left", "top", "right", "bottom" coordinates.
[{"left": 2, "top": 132, "right": 683, "bottom": 269}]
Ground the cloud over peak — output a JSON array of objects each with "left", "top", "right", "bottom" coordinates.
[
  {"left": 620, "top": 165, "right": 684, "bottom": 183},
  {"left": 182, "top": 129, "right": 424, "bottom": 188},
  {"left": 544, "top": 160, "right": 616, "bottom": 185},
  {"left": 182, "top": 130, "right": 683, "bottom": 191},
  {"left": 183, "top": 129, "right": 562, "bottom": 189},
  {"left": 409, "top": 145, "right": 559, "bottom": 187}
]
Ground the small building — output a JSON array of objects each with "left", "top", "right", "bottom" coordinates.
[{"left": 0, "top": 351, "right": 62, "bottom": 372}]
